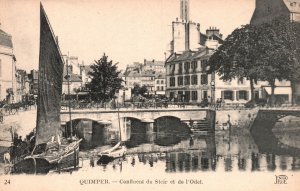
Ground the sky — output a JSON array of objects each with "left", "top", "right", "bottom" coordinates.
[{"left": 0, "top": 0, "right": 255, "bottom": 72}]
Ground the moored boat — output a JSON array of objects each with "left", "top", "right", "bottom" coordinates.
[
  {"left": 11, "top": 3, "right": 81, "bottom": 174},
  {"left": 98, "top": 141, "right": 127, "bottom": 161}
]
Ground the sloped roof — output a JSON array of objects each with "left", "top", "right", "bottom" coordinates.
[
  {"left": 174, "top": 50, "right": 195, "bottom": 62},
  {"left": 165, "top": 53, "right": 180, "bottom": 63},
  {"left": 282, "top": 0, "right": 300, "bottom": 13},
  {"left": 126, "top": 71, "right": 142, "bottom": 77},
  {"left": 0, "top": 29, "right": 13, "bottom": 48},
  {"left": 155, "top": 73, "right": 166, "bottom": 79},
  {"left": 141, "top": 71, "right": 156, "bottom": 77},
  {"left": 200, "top": 33, "right": 207, "bottom": 46},
  {"left": 144, "top": 60, "right": 165, "bottom": 66},
  {"left": 63, "top": 73, "right": 82, "bottom": 82},
  {"left": 190, "top": 47, "right": 208, "bottom": 60}
]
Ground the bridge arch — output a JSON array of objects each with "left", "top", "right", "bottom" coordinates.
[
  {"left": 64, "top": 118, "right": 112, "bottom": 149},
  {"left": 154, "top": 115, "right": 181, "bottom": 121}
]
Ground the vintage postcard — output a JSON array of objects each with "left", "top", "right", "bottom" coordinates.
[{"left": 0, "top": 0, "right": 300, "bottom": 191}]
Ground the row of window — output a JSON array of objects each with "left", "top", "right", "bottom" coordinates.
[
  {"left": 222, "top": 90, "right": 249, "bottom": 100},
  {"left": 169, "top": 90, "right": 250, "bottom": 102},
  {"left": 156, "top": 86, "right": 164, "bottom": 91},
  {"left": 169, "top": 75, "right": 208, "bottom": 87},
  {"left": 156, "top": 80, "right": 165, "bottom": 84},
  {"left": 169, "top": 59, "right": 208, "bottom": 75},
  {"left": 169, "top": 90, "right": 206, "bottom": 101}
]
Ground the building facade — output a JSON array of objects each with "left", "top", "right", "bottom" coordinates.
[
  {"left": 251, "top": 0, "right": 300, "bottom": 25},
  {"left": 154, "top": 73, "right": 166, "bottom": 96},
  {"left": 143, "top": 59, "right": 165, "bottom": 73},
  {"left": 0, "top": 27, "right": 16, "bottom": 103},
  {"left": 15, "top": 69, "right": 30, "bottom": 102},
  {"left": 28, "top": 69, "right": 39, "bottom": 97}
]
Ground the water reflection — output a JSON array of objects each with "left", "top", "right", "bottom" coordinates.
[{"left": 55, "top": 120, "right": 300, "bottom": 174}]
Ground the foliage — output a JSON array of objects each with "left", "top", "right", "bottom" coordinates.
[
  {"left": 132, "top": 83, "right": 148, "bottom": 96},
  {"left": 208, "top": 17, "right": 300, "bottom": 105},
  {"left": 208, "top": 24, "right": 261, "bottom": 100},
  {"left": 86, "top": 54, "right": 123, "bottom": 102}
]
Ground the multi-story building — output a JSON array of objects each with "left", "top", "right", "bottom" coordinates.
[
  {"left": 166, "top": 48, "right": 212, "bottom": 103},
  {"left": 154, "top": 73, "right": 166, "bottom": 96},
  {"left": 140, "top": 71, "right": 156, "bottom": 94},
  {"left": 251, "top": 0, "right": 300, "bottom": 25},
  {"left": 165, "top": 0, "right": 298, "bottom": 105},
  {"left": 0, "top": 26, "right": 16, "bottom": 103},
  {"left": 28, "top": 69, "right": 39, "bottom": 97},
  {"left": 143, "top": 59, "right": 165, "bottom": 73},
  {"left": 125, "top": 71, "right": 142, "bottom": 90},
  {"left": 62, "top": 55, "right": 82, "bottom": 75},
  {"left": 15, "top": 69, "right": 30, "bottom": 102},
  {"left": 62, "top": 73, "right": 83, "bottom": 98},
  {"left": 166, "top": 1, "right": 228, "bottom": 104}
]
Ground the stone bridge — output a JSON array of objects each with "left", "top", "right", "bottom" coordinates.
[
  {"left": 61, "top": 108, "right": 215, "bottom": 124},
  {"left": 61, "top": 107, "right": 216, "bottom": 131},
  {"left": 250, "top": 108, "right": 300, "bottom": 156}
]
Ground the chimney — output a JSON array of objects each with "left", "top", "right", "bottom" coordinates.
[
  {"left": 55, "top": 36, "right": 59, "bottom": 45},
  {"left": 206, "top": 27, "right": 220, "bottom": 37}
]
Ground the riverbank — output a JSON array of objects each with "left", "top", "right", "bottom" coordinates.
[
  {"left": 0, "top": 109, "right": 36, "bottom": 151},
  {"left": 215, "top": 108, "right": 259, "bottom": 130}
]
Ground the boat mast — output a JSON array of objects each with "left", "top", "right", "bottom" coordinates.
[
  {"left": 117, "top": 103, "right": 122, "bottom": 142},
  {"left": 66, "top": 53, "right": 73, "bottom": 140}
]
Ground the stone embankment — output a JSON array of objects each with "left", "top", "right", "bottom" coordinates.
[{"left": 215, "top": 108, "right": 259, "bottom": 130}]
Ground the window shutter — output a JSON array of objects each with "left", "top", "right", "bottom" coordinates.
[
  {"left": 0, "top": 59, "right": 2, "bottom": 77},
  {"left": 246, "top": 91, "right": 249, "bottom": 100},
  {"left": 232, "top": 91, "right": 235, "bottom": 101},
  {"left": 221, "top": 91, "right": 224, "bottom": 100},
  {"left": 236, "top": 91, "right": 239, "bottom": 101}
]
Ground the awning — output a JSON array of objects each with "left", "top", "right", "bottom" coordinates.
[{"left": 264, "top": 87, "right": 291, "bottom": 95}]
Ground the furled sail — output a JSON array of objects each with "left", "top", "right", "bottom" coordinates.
[{"left": 36, "top": 3, "right": 64, "bottom": 145}]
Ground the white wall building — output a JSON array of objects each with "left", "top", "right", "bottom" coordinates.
[{"left": 0, "top": 27, "right": 16, "bottom": 103}]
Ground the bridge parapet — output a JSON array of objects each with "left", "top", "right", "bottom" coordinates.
[{"left": 60, "top": 108, "right": 215, "bottom": 130}]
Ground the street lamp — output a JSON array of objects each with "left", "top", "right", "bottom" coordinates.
[{"left": 210, "top": 80, "right": 215, "bottom": 104}]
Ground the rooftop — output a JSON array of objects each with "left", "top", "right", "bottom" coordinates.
[{"left": 0, "top": 29, "right": 13, "bottom": 48}]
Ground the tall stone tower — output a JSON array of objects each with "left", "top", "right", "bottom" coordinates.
[
  {"left": 171, "top": 0, "right": 200, "bottom": 53},
  {"left": 180, "top": 0, "right": 189, "bottom": 22}
]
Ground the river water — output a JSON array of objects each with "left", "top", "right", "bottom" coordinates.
[{"left": 55, "top": 124, "right": 300, "bottom": 175}]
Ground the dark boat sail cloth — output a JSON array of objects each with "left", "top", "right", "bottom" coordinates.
[{"left": 36, "top": 4, "right": 64, "bottom": 145}]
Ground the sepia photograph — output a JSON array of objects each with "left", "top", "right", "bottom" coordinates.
[{"left": 0, "top": 0, "right": 300, "bottom": 190}]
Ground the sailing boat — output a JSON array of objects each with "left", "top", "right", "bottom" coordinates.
[
  {"left": 12, "top": 3, "right": 81, "bottom": 174},
  {"left": 98, "top": 104, "right": 127, "bottom": 161}
]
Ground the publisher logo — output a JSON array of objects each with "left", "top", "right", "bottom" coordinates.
[{"left": 274, "top": 175, "right": 288, "bottom": 184}]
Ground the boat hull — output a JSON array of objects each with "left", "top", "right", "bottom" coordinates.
[
  {"left": 12, "top": 140, "right": 81, "bottom": 174},
  {"left": 55, "top": 145, "right": 80, "bottom": 170},
  {"left": 12, "top": 157, "right": 54, "bottom": 174},
  {"left": 97, "top": 144, "right": 127, "bottom": 165}
]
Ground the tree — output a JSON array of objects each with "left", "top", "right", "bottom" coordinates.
[
  {"left": 73, "top": 87, "right": 81, "bottom": 102},
  {"left": 132, "top": 83, "right": 148, "bottom": 96},
  {"left": 208, "top": 24, "right": 261, "bottom": 101},
  {"left": 254, "top": 21, "right": 294, "bottom": 106},
  {"left": 268, "top": 18, "right": 300, "bottom": 105},
  {"left": 86, "top": 54, "right": 123, "bottom": 102},
  {"left": 208, "top": 18, "right": 300, "bottom": 106}
]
